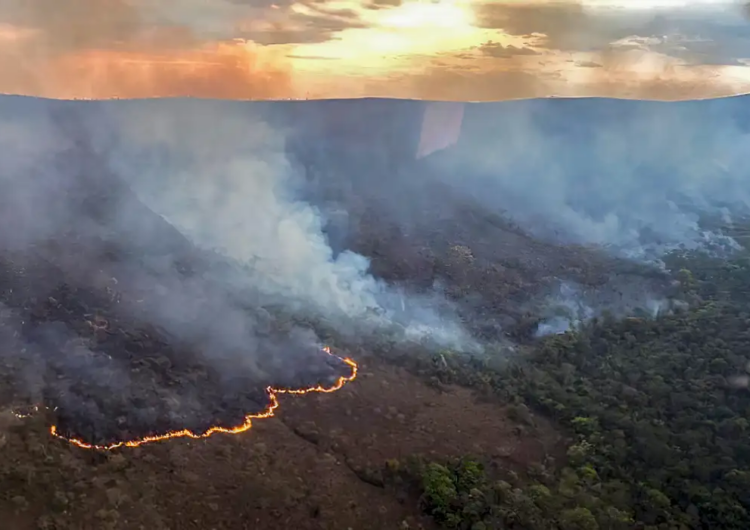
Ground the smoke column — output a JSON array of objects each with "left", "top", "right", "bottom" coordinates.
[{"left": 84, "top": 99, "right": 477, "bottom": 352}]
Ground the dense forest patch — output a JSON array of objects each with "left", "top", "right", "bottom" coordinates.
[{"left": 391, "top": 251, "right": 750, "bottom": 530}]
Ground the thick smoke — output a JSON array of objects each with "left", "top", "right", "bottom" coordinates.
[
  {"left": 0, "top": 101, "right": 316, "bottom": 376},
  {"left": 79, "top": 99, "right": 476, "bottom": 352},
  {"left": 423, "top": 97, "right": 750, "bottom": 263},
  {"left": 2, "top": 97, "right": 449, "bottom": 442},
  {"left": 0, "top": 95, "right": 478, "bottom": 444}
]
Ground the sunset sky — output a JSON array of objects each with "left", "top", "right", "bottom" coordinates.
[{"left": 1, "top": 0, "right": 749, "bottom": 100}]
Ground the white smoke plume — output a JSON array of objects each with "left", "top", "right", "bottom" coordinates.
[
  {"left": 0, "top": 96, "right": 487, "bottom": 445},
  {"left": 422, "top": 98, "right": 750, "bottom": 263},
  {"left": 534, "top": 280, "right": 674, "bottom": 337},
  {"left": 83, "top": 99, "right": 477, "bottom": 352}
]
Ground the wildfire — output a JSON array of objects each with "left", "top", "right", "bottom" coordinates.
[{"left": 29, "top": 347, "right": 357, "bottom": 451}]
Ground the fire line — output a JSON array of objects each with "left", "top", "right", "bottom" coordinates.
[{"left": 41, "top": 347, "right": 358, "bottom": 451}]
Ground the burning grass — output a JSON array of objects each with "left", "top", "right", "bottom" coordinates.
[
  {"left": 0, "top": 240, "right": 358, "bottom": 450},
  {"left": 45, "top": 348, "right": 357, "bottom": 451}
]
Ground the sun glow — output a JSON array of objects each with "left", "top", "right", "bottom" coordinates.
[
  {"left": 289, "top": 0, "right": 490, "bottom": 71},
  {"left": 378, "top": 0, "right": 475, "bottom": 30}
]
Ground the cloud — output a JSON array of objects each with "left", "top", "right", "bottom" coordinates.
[
  {"left": 143, "top": 0, "right": 366, "bottom": 43},
  {"left": 228, "top": 1, "right": 367, "bottom": 45},
  {"left": 479, "top": 41, "right": 540, "bottom": 58},
  {"left": 576, "top": 60, "right": 603, "bottom": 68},
  {"left": 460, "top": 1, "right": 750, "bottom": 99},
  {"left": 364, "top": 0, "right": 404, "bottom": 9},
  {"left": 359, "top": 49, "right": 749, "bottom": 101},
  {"left": 0, "top": 0, "right": 749, "bottom": 100},
  {"left": 0, "top": 0, "right": 297, "bottom": 98},
  {"left": 286, "top": 54, "right": 339, "bottom": 60},
  {"left": 475, "top": 1, "right": 750, "bottom": 66},
  {"left": 0, "top": 0, "right": 144, "bottom": 52},
  {"left": 630, "top": 33, "right": 749, "bottom": 67},
  {"left": 475, "top": 2, "right": 601, "bottom": 51}
]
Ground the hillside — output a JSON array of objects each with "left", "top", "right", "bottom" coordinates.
[{"left": 0, "top": 94, "right": 749, "bottom": 529}]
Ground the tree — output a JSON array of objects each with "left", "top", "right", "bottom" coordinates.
[{"left": 559, "top": 507, "right": 599, "bottom": 530}]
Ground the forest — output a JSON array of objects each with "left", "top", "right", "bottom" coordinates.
[
  {"left": 4, "top": 95, "right": 750, "bottom": 529},
  {"left": 393, "top": 250, "right": 750, "bottom": 530}
]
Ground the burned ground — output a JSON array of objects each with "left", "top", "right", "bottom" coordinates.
[{"left": 0, "top": 234, "right": 355, "bottom": 447}]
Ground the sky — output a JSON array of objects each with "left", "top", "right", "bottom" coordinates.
[{"left": 0, "top": 0, "right": 749, "bottom": 100}]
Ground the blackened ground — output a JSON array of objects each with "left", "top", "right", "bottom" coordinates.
[{"left": 0, "top": 230, "right": 352, "bottom": 447}]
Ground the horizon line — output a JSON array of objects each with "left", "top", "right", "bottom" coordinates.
[{"left": 1, "top": 92, "right": 749, "bottom": 105}]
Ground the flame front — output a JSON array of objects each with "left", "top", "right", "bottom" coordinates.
[{"left": 46, "top": 347, "right": 357, "bottom": 451}]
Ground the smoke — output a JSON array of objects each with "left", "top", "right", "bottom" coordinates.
[
  {"left": 534, "top": 280, "right": 673, "bottom": 337},
  {"left": 75, "top": 99, "right": 476, "bottom": 352},
  {"left": 2, "top": 97, "right": 441, "bottom": 442},
  {"left": 422, "top": 96, "right": 750, "bottom": 264},
  {"left": 5, "top": 89, "right": 750, "bottom": 433},
  {"left": 534, "top": 282, "right": 595, "bottom": 337},
  {"left": 0, "top": 94, "right": 480, "bottom": 448},
  {"left": 0, "top": 97, "right": 477, "bottom": 357}
]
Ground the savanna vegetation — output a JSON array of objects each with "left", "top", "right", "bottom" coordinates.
[{"left": 392, "top": 251, "right": 750, "bottom": 530}]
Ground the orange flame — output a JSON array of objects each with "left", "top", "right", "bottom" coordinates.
[{"left": 48, "top": 346, "right": 357, "bottom": 451}]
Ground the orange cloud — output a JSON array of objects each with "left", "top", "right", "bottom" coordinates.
[
  {"left": 0, "top": 0, "right": 296, "bottom": 99},
  {"left": 0, "top": 0, "right": 749, "bottom": 101}
]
